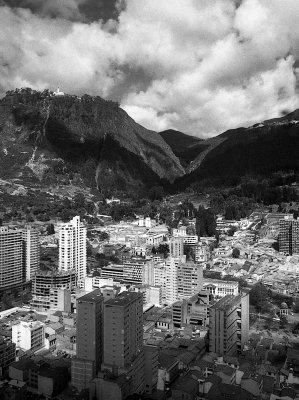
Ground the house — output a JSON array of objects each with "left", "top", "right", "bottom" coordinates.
[
  {"left": 172, "top": 376, "right": 198, "bottom": 400},
  {"left": 215, "top": 364, "right": 236, "bottom": 385},
  {"left": 157, "top": 353, "right": 179, "bottom": 391},
  {"left": 240, "top": 372, "right": 263, "bottom": 397}
]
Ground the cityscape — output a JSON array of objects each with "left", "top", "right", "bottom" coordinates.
[{"left": 1, "top": 1, "right": 299, "bottom": 400}]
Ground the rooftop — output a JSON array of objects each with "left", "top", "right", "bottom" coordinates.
[
  {"left": 104, "top": 291, "right": 142, "bottom": 307},
  {"left": 77, "top": 289, "right": 103, "bottom": 303},
  {"left": 211, "top": 294, "right": 241, "bottom": 311}
]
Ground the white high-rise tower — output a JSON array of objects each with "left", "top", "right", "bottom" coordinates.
[{"left": 59, "top": 216, "right": 87, "bottom": 286}]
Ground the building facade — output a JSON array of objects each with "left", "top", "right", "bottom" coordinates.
[
  {"left": 71, "top": 289, "right": 104, "bottom": 391},
  {"left": 279, "top": 216, "right": 299, "bottom": 255},
  {"left": 209, "top": 290, "right": 249, "bottom": 356},
  {"left": 59, "top": 216, "right": 87, "bottom": 285},
  {"left": 12, "top": 321, "right": 44, "bottom": 352},
  {"left": 22, "top": 227, "right": 40, "bottom": 282},
  {"left": 0, "top": 227, "right": 23, "bottom": 290},
  {"left": 102, "top": 291, "right": 145, "bottom": 395}
]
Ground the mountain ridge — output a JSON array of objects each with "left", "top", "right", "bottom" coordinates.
[{"left": 0, "top": 88, "right": 185, "bottom": 193}]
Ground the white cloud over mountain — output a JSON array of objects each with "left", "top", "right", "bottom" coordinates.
[{"left": 1, "top": 0, "right": 299, "bottom": 137}]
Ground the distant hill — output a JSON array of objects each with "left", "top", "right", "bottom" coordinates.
[
  {"left": 159, "top": 129, "right": 208, "bottom": 168},
  {"left": 176, "top": 112, "right": 299, "bottom": 189}
]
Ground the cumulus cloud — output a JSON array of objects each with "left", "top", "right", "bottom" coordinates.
[{"left": 1, "top": 0, "right": 299, "bottom": 137}]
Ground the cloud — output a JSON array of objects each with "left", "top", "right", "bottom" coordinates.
[{"left": 1, "top": 0, "right": 299, "bottom": 137}]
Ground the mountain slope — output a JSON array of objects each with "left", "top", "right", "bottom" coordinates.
[
  {"left": 159, "top": 129, "right": 208, "bottom": 169},
  {"left": 176, "top": 112, "right": 299, "bottom": 188},
  {"left": 0, "top": 88, "right": 185, "bottom": 192}
]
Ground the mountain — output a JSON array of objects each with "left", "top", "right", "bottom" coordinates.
[
  {"left": 0, "top": 88, "right": 184, "bottom": 193},
  {"left": 159, "top": 129, "right": 207, "bottom": 169},
  {"left": 176, "top": 111, "right": 299, "bottom": 189}
]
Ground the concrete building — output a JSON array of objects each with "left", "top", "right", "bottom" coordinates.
[
  {"left": 209, "top": 290, "right": 249, "bottom": 356},
  {"left": 99, "top": 291, "right": 145, "bottom": 396},
  {"left": 100, "top": 264, "right": 124, "bottom": 282},
  {"left": 172, "top": 290, "right": 211, "bottom": 328},
  {"left": 177, "top": 261, "right": 203, "bottom": 300},
  {"left": 203, "top": 278, "right": 239, "bottom": 298},
  {"left": 71, "top": 289, "right": 104, "bottom": 391},
  {"left": 31, "top": 270, "right": 76, "bottom": 311},
  {"left": 144, "top": 344, "right": 158, "bottom": 394},
  {"left": 0, "top": 227, "right": 23, "bottom": 290},
  {"left": 165, "top": 258, "right": 178, "bottom": 304},
  {"left": 22, "top": 227, "right": 40, "bottom": 282},
  {"left": 169, "top": 237, "right": 184, "bottom": 259},
  {"left": 0, "top": 336, "right": 16, "bottom": 377},
  {"left": 279, "top": 216, "right": 299, "bottom": 255},
  {"left": 122, "top": 260, "right": 146, "bottom": 285},
  {"left": 195, "top": 243, "right": 210, "bottom": 263},
  {"left": 12, "top": 321, "right": 44, "bottom": 352},
  {"left": 59, "top": 216, "right": 87, "bottom": 286}
]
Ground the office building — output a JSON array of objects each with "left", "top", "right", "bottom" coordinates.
[
  {"left": 169, "top": 237, "right": 184, "bottom": 259},
  {"left": 209, "top": 290, "right": 249, "bottom": 356},
  {"left": 59, "top": 216, "right": 87, "bottom": 285},
  {"left": 12, "top": 321, "right": 44, "bottom": 352},
  {"left": 123, "top": 260, "right": 146, "bottom": 285},
  {"left": 71, "top": 289, "right": 103, "bottom": 391},
  {"left": 279, "top": 217, "right": 299, "bottom": 255},
  {"left": 0, "top": 227, "right": 23, "bottom": 290},
  {"left": 22, "top": 227, "right": 40, "bottom": 281},
  {"left": 165, "top": 258, "right": 178, "bottom": 304},
  {"left": 177, "top": 261, "right": 203, "bottom": 300},
  {"left": 98, "top": 291, "right": 145, "bottom": 396},
  {"left": 172, "top": 290, "right": 211, "bottom": 328}
]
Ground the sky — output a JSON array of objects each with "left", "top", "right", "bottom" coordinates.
[{"left": 1, "top": 0, "right": 299, "bottom": 138}]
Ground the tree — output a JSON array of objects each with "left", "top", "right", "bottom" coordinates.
[
  {"left": 250, "top": 283, "right": 270, "bottom": 311},
  {"left": 46, "top": 224, "right": 55, "bottom": 235},
  {"left": 148, "top": 186, "right": 164, "bottom": 201},
  {"left": 156, "top": 243, "right": 169, "bottom": 257},
  {"left": 196, "top": 206, "right": 216, "bottom": 237},
  {"left": 232, "top": 248, "right": 240, "bottom": 258}
]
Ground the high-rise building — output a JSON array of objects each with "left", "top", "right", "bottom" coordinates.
[
  {"left": 22, "top": 227, "right": 40, "bottom": 281},
  {"left": 279, "top": 216, "right": 299, "bottom": 255},
  {"left": 0, "top": 227, "right": 23, "bottom": 290},
  {"left": 169, "top": 237, "right": 184, "bottom": 259},
  {"left": 209, "top": 290, "right": 249, "bottom": 356},
  {"left": 102, "top": 291, "right": 145, "bottom": 394},
  {"left": 71, "top": 289, "right": 104, "bottom": 391},
  {"left": 177, "top": 261, "right": 203, "bottom": 300},
  {"left": 165, "top": 258, "right": 178, "bottom": 304},
  {"left": 59, "top": 216, "right": 87, "bottom": 285}
]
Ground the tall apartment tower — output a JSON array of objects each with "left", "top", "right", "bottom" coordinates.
[
  {"left": 165, "top": 258, "right": 178, "bottom": 304},
  {"left": 59, "top": 216, "right": 87, "bottom": 285},
  {"left": 177, "top": 261, "right": 203, "bottom": 300},
  {"left": 279, "top": 217, "right": 299, "bottom": 255},
  {"left": 71, "top": 289, "right": 103, "bottom": 391},
  {"left": 0, "top": 227, "right": 23, "bottom": 290},
  {"left": 102, "top": 291, "right": 145, "bottom": 394},
  {"left": 209, "top": 290, "right": 249, "bottom": 356},
  {"left": 169, "top": 237, "right": 184, "bottom": 259},
  {"left": 22, "top": 228, "right": 40, "bottom": 281}
]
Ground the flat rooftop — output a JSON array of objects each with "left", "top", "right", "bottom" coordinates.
[
  {"left": 77, "top": 289, "right": 103, "bottom": 303},
  {"left": 104, "top": 291, "right": 142, "bottom": 307},
  {"left": 211, "top": 294, "right": 241, "bottom": 311}
]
